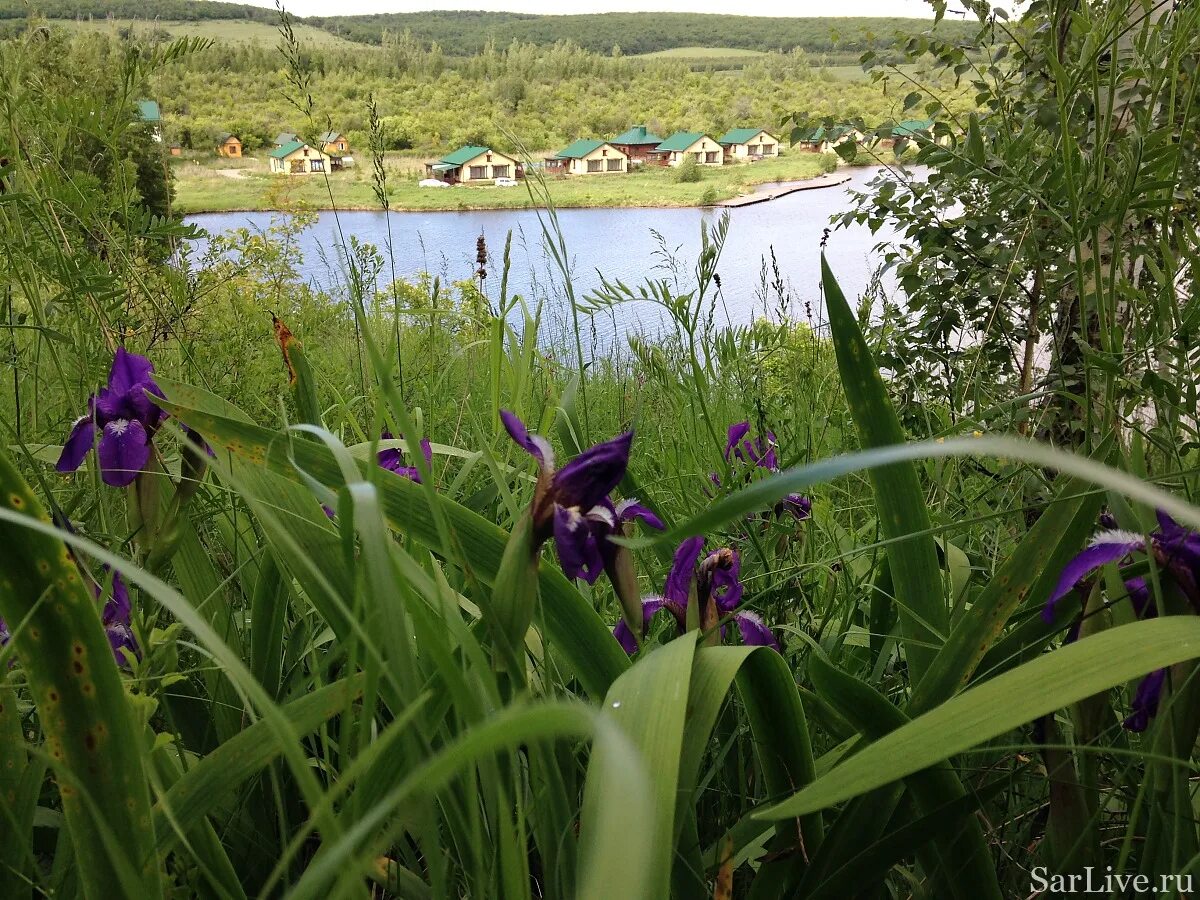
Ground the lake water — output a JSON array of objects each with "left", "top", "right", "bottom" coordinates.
[{"left": 185, "top": 165, "right": 903, "bottom": 352}]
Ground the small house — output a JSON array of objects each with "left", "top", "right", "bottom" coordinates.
[
  {"left": 319, "top": 131, "right": 350, "bottom": 155},
  {"left": 655, "top": 132, "right": 724, "bottom": 167},
  {"left": 168, "top": 143, "right": 182, "bottom": 157},
  {"left": 216, "top": 133, "right": 242, "bottom": 158},
  {"left": 136, "top": 99, "right": 163, "bottom": 143},
  {"left": 794, "top": 125, "right": 862, "bottom": 154},
  {"left": 879, "top": 119, "right": 934, "bottom": 149},
  {"left": 609, "top": 125, "right": 664, "bottom": 165},
  {"left": 273, "top": 131, "right": 299, "bottom": 149},
  {"left": 318, "top": 131, "right": 353, "bottom": 170},
  {"left": 425, "top": 146, "right": 520, "bottom": 184},
  {"left": 550, "top": 139, "right": 628, "bottom": 175},
  {"left": 268, "top": 140, "right": 332, "bottom": 175},
  {"left": 719, "top": 128, "right": 780, "bottom": 162}
]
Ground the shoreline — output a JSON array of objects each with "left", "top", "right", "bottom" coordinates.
[{"left": 174, "top": 161, "right": 866, "bottom": 216}]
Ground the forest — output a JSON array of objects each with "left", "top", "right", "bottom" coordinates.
[
  {"left": 1, "top": 2, "right": 1199, "bottom": 899},
  {"left": 0, "top": 0, "right": 978, "bottom": 56},
  {"left": 18, "top": 18, "right": 962, "bottom": 161}
]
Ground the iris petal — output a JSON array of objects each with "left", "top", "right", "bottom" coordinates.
[
  {"left": 1123, "top": 668, "right": 1166, "bottom": 732},
  {"left": 615, "top": 499, "right": 665, "bottom": 530},
  {"left": 553, "top": 431, "right": 632, "bottom": 510},
  {"left": 56, "top": 415, "right": 96, "bottom": 473},
  {"left": 724, "top": 422, "right": 751, "bottom": 460},
  {"left": 97, "top": 418, "right": 150, "bottom": 487},
  {"left": 664, "top": 537, "right": 705, "bottom": 605},
  {"left": 734, "top": 611, "right": 780, "bottom": 651},
  {"left": 552, "top": 505, "right": 605, "bottom": 583},
  {"left": 500, "top": 409, "right": 554, "bottom": 468},
  {"left": 1042, "top": 536, "right": 1144, "bottom": 623},
  {"left": 613, "top": 597, "right": 672, "bottom": 654}
]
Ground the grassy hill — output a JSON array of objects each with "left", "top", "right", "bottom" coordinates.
[
  {"left": 1, "top": 0, "right": 981, "bottom": 56},
  {"left": 52, "top": 17, "right": 360, "bottom": 48},
  {"left": 635, "top": 47, "right": 767, "bottom": 58}
]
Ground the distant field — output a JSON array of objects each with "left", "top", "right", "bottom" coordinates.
[
  {"left": 820, "top": 63, "right": 920, "bottom": 81},
  {"left": 636, "top": 47, "right": 767, "bottom": 58},
  {"left": 53, "top": 18, "right": 359, "bottom": 48}
]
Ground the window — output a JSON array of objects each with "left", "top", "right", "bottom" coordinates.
[
  {"left": 692, "top": 152, "right": 702, "bottom": 162},
  {"left": 607, "top": 158, "right": 622, "bottom": 171},
  {"left": 705, "top": 151, "right": 718, "bottom": 164},
  {"left": 337, "top": 142, "right": 345, "bottom": 151},
  {"left": 493, "top": 164, "right": 510, "bottom": 178},
  {"left": 763, "top": 144, "right": 775, "bottom": 155},
  {"left": 469, "top": 166, "right": 487, "bottom": 180},
  {"left": 749, "top": 146, "right": 762, "bottom": 157},
  {"left": 310, "top": 159, "right": 325, "bottom": 172},
  {"left": 587, "top": 159, "right": 602, "bottom": 173},
  {"left": 289, "top": 159, "right": 305, "bottom": 174}
]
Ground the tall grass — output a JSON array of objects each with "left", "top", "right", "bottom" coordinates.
[{"left": 1, "top": 2, "right": 1199, "bottom": 898}]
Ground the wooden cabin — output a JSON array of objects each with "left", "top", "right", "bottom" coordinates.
[
  {"left": 425, "top": 146, "right": 521, "bottom": 184},
  {"left": 549, "top": 139, "right": 628, "bottom": 175},
  {"left": 655, "top": 132, "right": 725, "bottom": 167},
  {"left": 216, "top": 133, "right": 242, "bottom": 158},
  {"left": 136, "top": 99, "right": 163, "bottom": 143},
  {"left": 268, "top": 140, "right": 333, "bottom": 175},
  {"left": 608, "top": 125, "right": 665, "bottom": 166},
  {"left": 719, "top": 128, "right": 780, "bottom": 162},
  {"left": 319, "top": 131, "right": 353, "bottom": 169}
]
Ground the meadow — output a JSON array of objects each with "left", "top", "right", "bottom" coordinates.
[
  {"left": 170, "top": 151, "right": 836, "bottom": 213},
  {"left": 1, "top": 4, "right": 1199, "bottom": 900}
]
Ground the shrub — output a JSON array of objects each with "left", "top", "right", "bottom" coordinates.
[{"left": 673, "top": 156, "right": 701, "bottom": 183}]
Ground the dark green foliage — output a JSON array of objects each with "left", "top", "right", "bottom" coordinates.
[{"left": 0, "top": 0, "right": 976, "bottom": 57}]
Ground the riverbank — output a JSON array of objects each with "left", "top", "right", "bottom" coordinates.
[{"left": 170, "top": 152, "right": 840, "bottom": 214}]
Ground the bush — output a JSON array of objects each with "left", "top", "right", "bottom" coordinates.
[{"left": 673, "top": 156, "right": 701, "bottom": 183}]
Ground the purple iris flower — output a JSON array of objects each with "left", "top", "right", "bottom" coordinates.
[
  {"left": 0, "top": 566, "right": 136, "bottom": 665},
  {"left": 1124, "top": 668, "right": 1166, "bottom": 732},
  {"left": 378, "top": 429, "right": 433, "bottom": 482},
  {"left": 323, "top": 429, "right": 433, "bottom": 518},
  {"left": 713, "top": 421, "right": 811, "bottom": 522},
  {"left": 613, "top": 536, "right": 780, "bottom": 653},
  {"left": 56, "top": 348, "right": 165, "bottom": 488},
  {"left": 1044, "top": 512, "right": 1200, "bottom": 623},
  {"left": 97, "top": 567, "right": 137, "bottom": 663},
  {"left": 1046, "top": 511, "right": 1200, "bottom": 732},
  {"left": 725, "top": 421, "right": 778, "bottom": 470},
  {"left": 500, "top": 410, "right": 662, "bottom": 583}
]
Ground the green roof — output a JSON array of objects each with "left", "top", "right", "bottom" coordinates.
[
  {"left": 610, "top": 125, "right": 663, "bottom": 146},
  {"left": 273, "top": 132, "right": 298, "bottom": 146},
  {"left": 438, "top": 145, "right": 493, "bottom": 167},
  {"left": 319, "top": 131, "right": 344, "bottom": 144},
  {"left": 216, "top": 132, "right": 234, "bottom": 143},
  {"left": 136, "top": 100, "right": 161, "bottom": 123},
  {"left": 796, "top": 124, "right": 851, "bottom": 142},
  {"left": 268, "top": 140, "right": 306, "bottom": 159},
  {"left": 655, "top": 131, "right": 709, "bottom": 152},
  {"left": 719, "top": 127, "right": 771, "bottom": 145},
  {"left": 892, "top": 119, "right": 933, "bottom": 137},
  {"left": 556, "top": 138, "right": 606, "bottom": 159}
]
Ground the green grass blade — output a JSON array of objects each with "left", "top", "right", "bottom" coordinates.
[
  {"left": 819, "top": 254, "right": 946, "bottom": 686},
  {"left": 153, "top": 379, "right": 629, "bottom": 698},
  {"left": 808, "top": 652, "right": 1001, "bottom": 899},
  {"left": 0, "top": 450, "right": 162, "bottom": 899},
  {"left": 909, "top": 463, "right": 1107, "bottom": 714},
  {"left": 583, "top": 633, "right": 698, "bottom": 900},
  {"left": 152, "top": 675, "right": 364, "bottom": 850},
  {"left": 760, "top": 617, "right": 1200, "bottom": 819}
]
